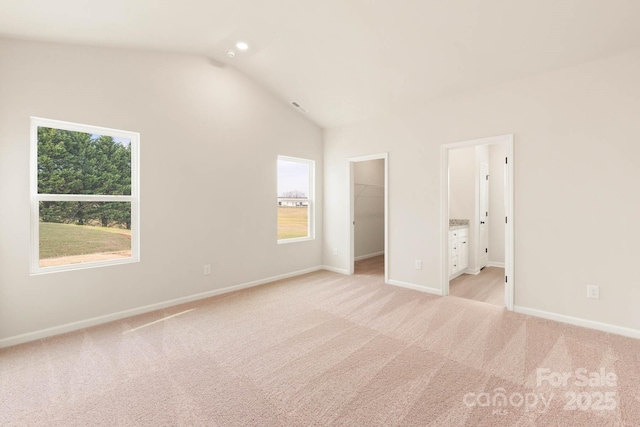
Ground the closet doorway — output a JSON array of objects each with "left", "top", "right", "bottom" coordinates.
[{"left": 347, "top": 153, "right": 388, "bottom": 283}]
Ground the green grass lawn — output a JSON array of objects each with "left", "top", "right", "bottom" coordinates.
[
  {"left": 40, "top": 222, "right": 131, "bottom": 259},
  {"left": 277, "top": 206, "right": 309, "bottom": 240}
]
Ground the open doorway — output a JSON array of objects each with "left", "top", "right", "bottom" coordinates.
[
  {"left": 441, "top": 135, "right": 514, "bottom": 309},
  {"left": 348, "top": 153, "right": 389, "bottom": 283}
]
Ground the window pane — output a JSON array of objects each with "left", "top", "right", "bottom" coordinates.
[
  {"left": 37, "top": 126, "right": 131, "bottom": 195},
  {"left": 277, "top": 158, "right": 311, "bottom": 241},
  {"left": 39, "top": 201, "right": 132, "bottom": 268},
  {"left": 277, "top": 159, "right": 309, "bottom": 199},
  {"left": 277, "top": 203, "right": 309, "bottom": 240}
]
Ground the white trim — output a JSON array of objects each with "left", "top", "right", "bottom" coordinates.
[
  {"left": 488, "top": 261, "right": 506, "bottom": 268},
  {"left": 347, "top": 153, "right": 389, "bottom": 284},
  {"left": 30, "top": 117, "right": 140, "bottom": 275},
  {"left": 321, "top": 265, "right": 350, "bottom": 275},
  {"left": 504, "top": 139, "right": 514, "bottom": 311},
  {"left": 30, "top": 117, "right": 138, "bottom": 140},
  {"left": 0, "top": 265, "right": 324, "bottom": 349},
  {"left": 34, "top": 194, "right": 136, "bottom": 202},
  {"left": 442, "top": 134, "right": 512, "bottom": 149},
  {"left": 354, "top": 251, "right": 385, "bottom": 261},
  {"left": 464, "top": 267, "right": 482, "bottom": 275},
  {"left": 514, "top": 305, "right": 640, "bottom": 340},
  {"left": 441, "top": 134, "right": 514, "bottom": 310},
  {"left": 31, "top": 257, "right": 139, "bottom": 276},
  {"left": 476, "top": 160, "right": 489, "bottom": 270},
  {"left": 277, "top": 236, "right": 314, "bottom": 245},
  {"left": 388, "top": 279, "right": 443, "bottom": 296}
]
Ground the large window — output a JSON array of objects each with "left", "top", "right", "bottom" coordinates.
[
  {"left": 277, "top": 156, "right": 314, "bottom": 243},
  {"left": 30, "top": 117, "right": 140, "bottom": 274}
]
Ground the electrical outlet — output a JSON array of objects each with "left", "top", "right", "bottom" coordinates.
[
  {"left": 204, "top": 264, "right": 212, "bottom": 275},
  {"left": 415, "top": 260, "right": 422, "bottom": 270},
  {"left": 333, "top": 248, "right": 338, "bottom": 255},
  {"left": 587, "top": 285, "right": 599, "bottom": 299}
]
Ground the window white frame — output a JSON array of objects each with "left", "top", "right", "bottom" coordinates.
[
  {"left": 277, "top": 155, "right": 315, "bottom": 244},
  {"left": 30, "top": 117, "right": 140, "bottom": 274}
]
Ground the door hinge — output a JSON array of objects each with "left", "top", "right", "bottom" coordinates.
[
  {"left": 505, "top": 276, "right": 508, "bottom": 283},
  {"left": 505, "top": 216, "right": 508, "bottom": 224},
  {"left": 485, "top": 248, "right": 488, "bottom": 253},
  {"left": 486, "top": 211, "right": 488, "bottom": 216},
  {"left": 505, "top": 157, "right": 508, "bottom": 164}
]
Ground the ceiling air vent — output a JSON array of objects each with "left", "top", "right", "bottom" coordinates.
[{"left": 291, "top": 101, "right": 307, "bottom": 113}]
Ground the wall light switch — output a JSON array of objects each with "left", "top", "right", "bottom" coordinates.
[
  {"left": 415, "top": 260, "right": 422, "bottom": 270},
  {"left": 204, "top": 264, "right": 212, "bottom": 275}
]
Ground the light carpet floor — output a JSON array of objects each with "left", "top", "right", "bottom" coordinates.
[{"left": 2, "top": 256, "right": 640, "bottom": 426}]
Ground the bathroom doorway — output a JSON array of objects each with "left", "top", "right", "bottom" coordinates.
[{"left": 441, "top": 135, "right": 514, "bottom": 309}]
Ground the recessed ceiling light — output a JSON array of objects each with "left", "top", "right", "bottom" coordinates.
[
  {"left": 225, "top": 49, "right": 236, "bottom": 58},
  {"left": 236, "top": 41, "right": 249, "bottom": 51}
]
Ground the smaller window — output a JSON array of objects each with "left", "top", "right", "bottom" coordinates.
[{"left": 277, "top": 156, "right": 314, "bottom": 243}]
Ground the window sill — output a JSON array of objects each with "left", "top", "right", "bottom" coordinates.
[
  {"left": 277, "top": 236, "right": 315, "bottom": 245},
  {"left": 30, "top": 256, "right": 139, "bottom": 275}
]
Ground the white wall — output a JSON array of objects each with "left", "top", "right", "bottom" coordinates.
[
  {"left": 489, "top": 143, "right": 506, "bottom": 265},
  {"left": 449, "top": 147, "right": 475, "bottom": 221},
  {"left": 354, "top": 159, "right": 384, "bottom": 258},
  {"left": 0, "top": 39, "right": 323, "bottom": 343},
  {"left": 324, "top": 48, "right": 640, "bottom": 331}
]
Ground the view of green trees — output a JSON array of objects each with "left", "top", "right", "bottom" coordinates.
[{"left": 38, "top": 127, "right": 132, "bottom": 229}]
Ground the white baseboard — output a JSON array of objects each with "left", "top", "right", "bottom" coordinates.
[
  {"left": 388, "top": 279, "right": 443, "bottom": 296},
  {"left": 321, "top": 265, "right": 350, "bottom": 275},
  {"left": 0, "top": 266, "right": 324, "bottom": 349},
  {"left": 354, "top": 251, "right": 385, "bottom": 261},
  {"left": 464, "top": 267, "right": 481, "bottom": 276},
  {"left": 514, "top": 305, "right": 640, "bottom": 340},
  {"left": 488, "top": 261, "right": 505, "bottom": 268}
]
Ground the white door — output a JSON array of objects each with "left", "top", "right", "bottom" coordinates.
[
  {"left": 478, "top": 162, "right": 489, "bottom": 268},
  {"left": 503, "top": 160, "right": 509, "bottom": 308}
]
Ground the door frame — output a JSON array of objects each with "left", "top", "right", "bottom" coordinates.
[
  {"left": 477, "top": 160, "right": 489, "bottom": 270},
  {"left": 440, "top": 135, "right": 514, "bottom": 310},
  {"left": 347, "top": 152, "right": 389, "bottom": 284}
]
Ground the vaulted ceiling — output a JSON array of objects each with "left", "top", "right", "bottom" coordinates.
[{"left": 2, "top": 0, "right": 640, "bottom": 128}]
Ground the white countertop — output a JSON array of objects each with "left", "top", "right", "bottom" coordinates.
[{"left": 449, "top": 225, "right": 469, "bottom": 230}]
